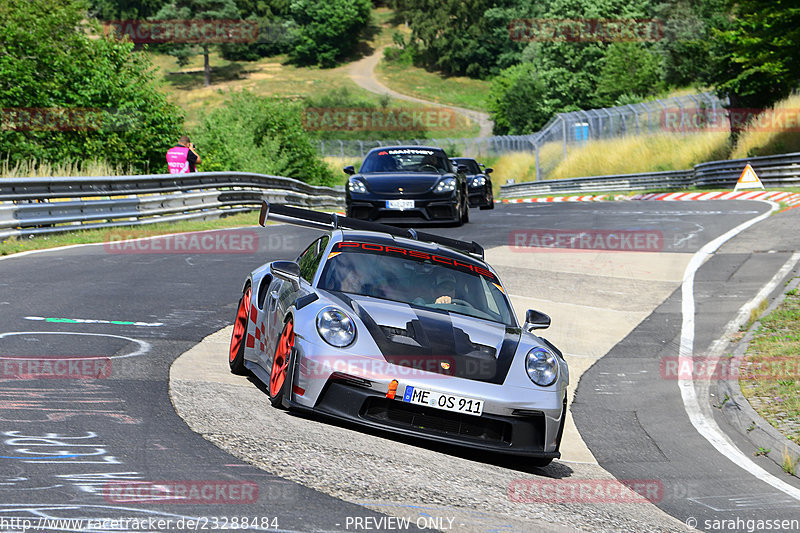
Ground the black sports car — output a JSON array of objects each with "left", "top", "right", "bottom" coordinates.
[
  {"left": 452, "top": 157, "right": 494, "bottom": 210},
  {"left": 344, "top": 146, "right": 469, "bottom": 226}
]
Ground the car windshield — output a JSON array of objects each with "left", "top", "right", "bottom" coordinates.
[
  {"left": 318, "top": 247, "right": 515, "bottom": 326},
  {"left": 454, "top": 158, "right": 481, "bottom": 174},
  {"left": 360, "top": 148, "right": 451, "bottom": 173}
]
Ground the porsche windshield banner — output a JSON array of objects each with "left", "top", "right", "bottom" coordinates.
[{"left": 331, "top": 241, "right": 496, "bottom": 281}]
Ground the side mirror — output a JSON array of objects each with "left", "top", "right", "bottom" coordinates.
[
  {"left": 343, "top": 165, "right": 355, "bottom": 175},
  {"left": 457, "top": 164, "right": 469, "bottom": 174},
  {"left": 270, "top": 261, "right": 301, "bottom": 289},
  {"left": 484, "top": 167, "right": 493, "bottom": 174},
  {"left": 524, "top": 309, "right": 551, "bottom": 331}
]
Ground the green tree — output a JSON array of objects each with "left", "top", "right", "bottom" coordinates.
[
  {"left": 652, "top": 0, "right": 727, "bottom": 88},
  {"left": 488, "top": 63, "right": 580, "bottom": 134},
  {"left": 195, "top": 92, "right": 335, "bottom": 185},
  {"left": 394, "top": 0, "right": 529, "bottom": 79},
  {"left": 88, "top": 0, "right": 167, "bottom": 20},
  {"left": 288, "top": 0, "right": 372, "bottom": 68},
  {"left": 594, "top": 42, "right": 663, "bottom": 106},
  {"left": 0, "top": 0, "right": 183, "bottom": 172},
  {"left": 219, "top": 0, "right": 296, "bottom": 60},
  {"left": 152, "top": 0, "right": 242, "bottom": 86},
  {"left": 706, "top": 0, "right": 800, "bottom": 136}
]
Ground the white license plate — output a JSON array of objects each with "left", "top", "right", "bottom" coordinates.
[
  {"left": 386, "top": 199, "right": 415, "bottom": 210},
  {"left": 402, "top": 385, "right": 483, "bottom": 416}
]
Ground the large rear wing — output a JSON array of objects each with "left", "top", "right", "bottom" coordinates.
[{"left": 259, "top": 202, "right": 484, "bottom": 259}]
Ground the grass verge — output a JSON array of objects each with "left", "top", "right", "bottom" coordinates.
[
  {"left": 739, "top": 283, "right": 800, "bottom": 444},
  {"left": 0, "top": 211, "right": 260, "bottom": 257},
  {"left": 375, "top": 61, "right": 491, "bottom": 113}
]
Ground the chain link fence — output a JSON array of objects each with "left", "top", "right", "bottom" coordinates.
[{"left": 316, "top": 92, "right": 727, "bottom": 181}]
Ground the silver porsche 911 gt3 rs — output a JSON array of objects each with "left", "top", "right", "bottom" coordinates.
[{"left": 229, "top": 203, "right": 569, "bottom": 464}]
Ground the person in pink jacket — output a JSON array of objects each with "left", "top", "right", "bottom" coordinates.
[{"left": 166, "top": 136, "right": 201, "bottom": 174}]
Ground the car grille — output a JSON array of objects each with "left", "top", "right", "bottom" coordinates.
[
  {"left": 361, "top": 397, "right": 513, "bottom": 444},
  {"left": 429, "top": 205, "right": 453, "bottom": 219}
]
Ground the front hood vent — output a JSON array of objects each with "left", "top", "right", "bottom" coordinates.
[{"left": 345, "top": 295, "right": 520, "bottom": 384}]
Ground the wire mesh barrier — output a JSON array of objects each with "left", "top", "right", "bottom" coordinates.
[
  {"left": 500, "top": 151, "right": 800, "bottom": 197},
  {"left": 0, "top": 172, "right": 344, "bottom": 239},
  {"left": 316, "top": 92, "right": 727, "bottom": 181}
]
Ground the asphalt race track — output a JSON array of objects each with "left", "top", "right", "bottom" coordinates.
[{"left": 1, "top": 200, "right": 799, "bottom": 532}]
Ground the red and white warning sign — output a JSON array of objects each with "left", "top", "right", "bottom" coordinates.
[{"left": 734, "top": 163, "right": 764, "bottom": 191}]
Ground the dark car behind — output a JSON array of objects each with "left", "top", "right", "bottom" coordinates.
[
  {"left": 452, "top": 157, "right": 494, "bottom": 210},
  {"left": 345, "top": 146, "right": 469, "bottom": 226}
]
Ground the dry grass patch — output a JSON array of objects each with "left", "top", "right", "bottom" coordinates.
[
  {"left": 731, "top": 94, "right": 800, "bottom": 159},
  {"left": 547, "top": 131, "right": 730, "bottom": 179},
  {"left": 1, "top": 158, "right": 134, "bottom": 178}
]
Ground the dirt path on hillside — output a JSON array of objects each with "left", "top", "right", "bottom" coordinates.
[{"left": 348, "top": 48, "right": 494, "bottom": 138}]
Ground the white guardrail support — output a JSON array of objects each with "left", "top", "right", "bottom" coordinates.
[{"left": 0, "top": 171, "right": 345, "bottom": 239}]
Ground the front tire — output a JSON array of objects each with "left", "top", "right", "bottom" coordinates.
[
  {"left": 229, "top": 286, "right": 252, "bottom": 375},
  {"left": 269, "top": 318, "right": 294, "bottom": 407},
  {"left": 459, "top": 192, "right": 469, "bottom": 225},
  {"left": 480, "top": 188, "right": 495, "bottom": 210}
]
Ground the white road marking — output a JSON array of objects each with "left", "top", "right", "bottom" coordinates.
[
  {"left": 678, "top": 201, "right": 800, "bottom": 500},
  {"left": 23, "top": 316, "right": 163, "bottom": 327},
  {"left": 0, "top": 332, "right": 150, "bottom": 359}
]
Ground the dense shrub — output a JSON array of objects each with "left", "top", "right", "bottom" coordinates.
[
  {"left": 0, "top": 0, "right": 183, "bottom": 172},
  {"left": 194, "top": 91, "right": 335, "bottom": 185}
]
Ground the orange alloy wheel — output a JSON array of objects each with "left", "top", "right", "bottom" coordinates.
[
  {"left": 270, "top": 318, "right": 294, "bottom": 398},
  {"left": 230, "top": 286, "right": 252, "bottom": 363}
]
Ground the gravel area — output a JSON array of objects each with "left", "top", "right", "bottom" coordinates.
[{"left": 170, "top": 377, "right": 690, "bottom": 533}]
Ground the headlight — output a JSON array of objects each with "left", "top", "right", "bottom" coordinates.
[
  {"left": 348, "top": 179, "right": 366, "bottom": 194},
  {"left": 525, "top": 347, "right": 558, "bottom": 386},
  {"left": 470, "top": 176, "right": 486, "bottom": 187},
  {"left": 316, "top": 307, "right": 356, "bottom": 347},
  {"left": 434, "top": 177, "right": 456, "bottom": 193}
]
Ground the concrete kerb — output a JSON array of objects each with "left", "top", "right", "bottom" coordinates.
[{"left": 719, "top": 276, "right": 800, "bottom": 477}]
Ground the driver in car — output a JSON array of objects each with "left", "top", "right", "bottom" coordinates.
[
  {"left": 433, "top": 272, "right": 457, "bottom": 304},
  {"left": 420, "top": 153, "right": 440, "bottom": 171}
]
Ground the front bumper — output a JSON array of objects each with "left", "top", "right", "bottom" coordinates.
[
  {"left": 347, "top": 197, "right": 459, "bottom": 224},
  {"left": 302, "top": 378, "right": 564, "bottom": 458},
  {"left": 468, "top": 185, "right": 490, "bottom": 207}
]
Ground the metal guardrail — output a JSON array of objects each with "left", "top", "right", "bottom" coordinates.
[
  {"left": 500, "top": 152, "right": 800, "bottom": 197},
  {"left": 4, "top": 151, "right": 798, "bottom": 240},
  {"left": 0, "top": 172, "right": 344, "bottom": 239}
]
